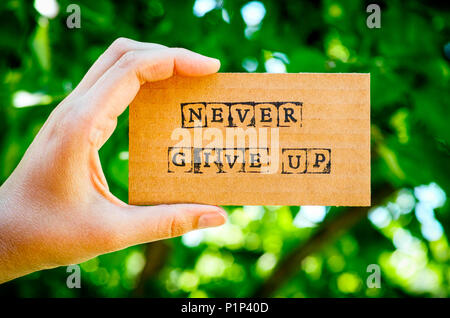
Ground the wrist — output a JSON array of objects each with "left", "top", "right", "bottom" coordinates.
[{"left": 0, "top": 180, "right": 40, "bottom": 283}]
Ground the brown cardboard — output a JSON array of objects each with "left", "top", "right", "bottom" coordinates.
[{"left": 129, "top": 73, "right": 370, "bottom": 206}]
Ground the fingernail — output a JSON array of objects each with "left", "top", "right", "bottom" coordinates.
[
  {"left": 208, "top": 57, "right": 220, "bottom": 64},
  {"left": 214, "top": 205, "right": 227, "bottom": 216},
  {"left": 198, "top": 54, "right": 220, "bottom": 66},
  {"left": 197, "top": 211, "right": 226, "bottom": 229}
]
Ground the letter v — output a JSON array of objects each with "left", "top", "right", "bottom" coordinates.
[
  {"left": 236, "top": 108, "right": 250, "bottom": 123},
  {"left": 225, "top": 154, "right": 239, "bottom": 169}
]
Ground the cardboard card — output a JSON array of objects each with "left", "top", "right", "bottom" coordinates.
[{"left": 129, "top": 73, "right": 370, "bottom": 206}]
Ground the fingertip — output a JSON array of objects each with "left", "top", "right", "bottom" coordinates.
[
  {"left": 199, "top": 55, "right": 220, "bottom": 73},
  {"left": 214, "top": 205, "right": 227, "bottom": 218},
  {"left": 197, "top": 210, "right": 227, "bottom": 229},
  {"left": 209, "top": 57, "right": 221, "bottom": 73},
  {"left": 194, "top": 204, "right": 227, "bottom": 219},
  {"left": 173, "top": 48, "right": 221, "bottom": 76}
]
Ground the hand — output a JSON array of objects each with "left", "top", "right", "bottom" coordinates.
[{"left": 0, "top": 38, "right": 226, "bottom": 283}]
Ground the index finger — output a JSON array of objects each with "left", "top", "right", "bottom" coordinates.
[
  {"left": 83, "top": 47, "right": 220, "bottom": 121},
  {"left": 72, "top": 38, "right": 167, "bottom": 96}
]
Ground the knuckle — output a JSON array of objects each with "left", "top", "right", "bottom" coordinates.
[
  {"left": 110, "top": 37, "right": 133, "bottom": 55},
  {"left": 144, "top": 60, "right": 166, "bottom": 78},
  {"left": 44, "top": 101, "right": 85, "bottom": 142},
  {"left": 171, "top": 47, "right": 195, "bottom": 58},
  {"left": 164, "top": 213, "right": 189, "bottom": 238},
  {"left": 63, "top": 100, "right": 94, "bottom": 134},
  {"left": 116, "top": 50, "right": 138, "bottom": 69},
  {"left": 171, "top": 47, "right": 187, "bottom": 54},
  {"left": 171, "top": 47, "right": 187, "bottom": 58}
]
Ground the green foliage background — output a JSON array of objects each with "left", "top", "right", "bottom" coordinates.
[{"left": 0, "top": 0, "right": 449, "bottom": 297}]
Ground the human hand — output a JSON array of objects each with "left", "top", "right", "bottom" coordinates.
[{"left": 0, "top": 38, "right": 226, "bottom": 283}]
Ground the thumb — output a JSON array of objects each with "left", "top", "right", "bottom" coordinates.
[{"left": 113, "top": 204, "right": 227, "bottom": 248}]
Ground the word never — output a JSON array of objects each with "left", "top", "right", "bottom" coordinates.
[{"left": 181, "top": 101, "right": 302, "bottom": 128}]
